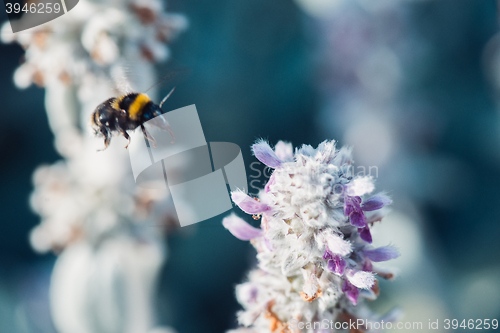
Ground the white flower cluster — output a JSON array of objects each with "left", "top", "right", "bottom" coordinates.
[
  {"left": 2, "top": 1, "right": 186, "bottom": 333},
  {"left": 224, "top": 140, "right": 399, "bottom": 333},
  {"left": 1, "top": 0, "right": 187, "bottom": 255},
  {"left": 1, "top": 0, "right": 187, "bottom": 87}
]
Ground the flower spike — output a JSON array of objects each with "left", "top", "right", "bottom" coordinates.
[{"left": 224, "top": 140, "right": 399, "bottom": 332}]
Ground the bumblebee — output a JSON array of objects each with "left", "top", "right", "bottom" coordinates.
[{"left": 91, "top": 88, "right": 175, "bottom": 151}]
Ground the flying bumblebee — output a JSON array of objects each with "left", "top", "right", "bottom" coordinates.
[{"left": 91, "top": 84, "right": 176, "bottom": 151}]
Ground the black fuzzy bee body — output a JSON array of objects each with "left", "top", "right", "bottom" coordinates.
[{"left": 91, "top": 90, "right": 174, "bottom": 150}]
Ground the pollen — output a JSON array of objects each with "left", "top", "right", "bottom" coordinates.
[
  {"left": 299, "top": 287, "right": 322, "bottom": 302},
  {"left": 264, "top": 301, "right": 289, "bottom": 333}
]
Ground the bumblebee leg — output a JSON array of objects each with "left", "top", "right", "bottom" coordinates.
[
  {"left": 165, "top": 121, "right": 175, "bottom": 144},
  {"left": 141, "top": 124, "right": 157, "bottom": 148},
  {"left": 123, "top": 132, "right": 132, "bottom": 149},
  {"left": 97, "top": 128, "right": 111, "bottom": 151},
  {"left": 115, "top": 124, "right": 131, "bottom": 149}
]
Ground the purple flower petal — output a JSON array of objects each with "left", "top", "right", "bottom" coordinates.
[
  {"left": 342, "top": 280, "right": 359, "bottom": 305},
  {"left": 344, "top": 205, "right": 353, "bottom": 217},
  {"left": 231, "top": 191, "right": 271, "bottom": 214},
  {"left": 344, "top": 195, "right": 362, "bottom": 216},
  {"left": 358, "top": 226, "right": 372, "bottom": 243},
  {"left": 350, "top": 212, "right": 366, "bottom": 227},
  {"left": 344, "top": 195, "right": 360, "bottom": 216},
  {"left": 364, "top": 245, "right": 400, "bottom": 262},
  {"left": 361, "top": 193, "right": 392, "bottom": 211},
  {"left": 264, "top": 173, "right": 275, "bottom": 193},
  {"left": 362, "top": 259, "right": 373, "bottom": 272},
  {"left": 344, "top": 197, "right": 354, "bottom": 216},
  {"left": 252, "top": 140, "right": 283, "bottom": 168},
  {"left": 323, "top": 249, "right": 333, "bottom": 260},
  {"left": 222, "top": 214, "right": 262, "bottom": 240},
  {"left": 327, "top": 255, "right": 347, "bottom": 275}
]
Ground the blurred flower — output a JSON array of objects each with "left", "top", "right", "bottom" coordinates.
[
  {"left": 50, "top": 237, "right": 165, "bottom": 333},
  {"left": 224, "top": 140, "right": 399, "bottom": 332},
  {"left": 2, "top": 0, "right": 187, "bottom": 332}
]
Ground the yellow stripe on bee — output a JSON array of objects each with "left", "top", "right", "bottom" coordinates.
[
  {"left": 111, "top": 96, "right": 123, "bottom": 111},
  {"left": 129, "top": 93, "right": 151, "bottom": 120}
]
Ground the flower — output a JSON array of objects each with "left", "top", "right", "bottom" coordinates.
[
  {"left": 223, "top": 214, "right": 263, "bottom": 240},
  {"left": 3, "top": 0, "right": 187, "bottom": 332},
  {"left": 223, "top": 140, "right": 399, "bottom": 332}
]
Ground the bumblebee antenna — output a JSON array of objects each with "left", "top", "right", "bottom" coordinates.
[{"left": 160, "top": 87, "right": 176, "bottom": 109}]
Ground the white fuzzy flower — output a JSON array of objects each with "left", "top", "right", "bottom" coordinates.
[{"left": 223, "top": 140, "right": 400, "bottom": 332}]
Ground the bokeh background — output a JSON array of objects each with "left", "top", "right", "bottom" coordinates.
[{"left": 1, "top": 0, "right": 500, "bottom": 332}]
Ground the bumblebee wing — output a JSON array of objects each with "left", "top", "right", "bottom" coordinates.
[
  {"left": 111, "top": 64, "right": 133, "bottom": 96},
  {"left": 147, "top": 114, "right": 175, "bottom": 143},
  {"left": 112, "top": 61, "right": 163, "bottom": 94}
]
